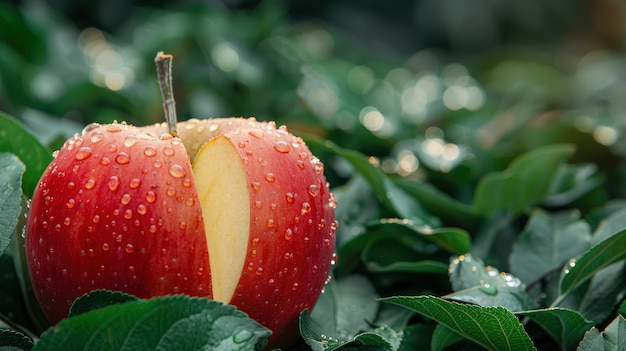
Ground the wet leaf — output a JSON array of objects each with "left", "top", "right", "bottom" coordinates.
[
  {"left": 0, "top": 328, "right": 34, "bottom": 350},
  {"left": 517, "top": 308, "right": 593, "bottom": 351},
  {"left": 68, "top": 289, "right": 139, "bottom": 318},
  {"left": 0, "top": 153, "right": 24, "bottom": 257},
  {"left": 576, "top": 315, "right": 626, "bottom": 351}
]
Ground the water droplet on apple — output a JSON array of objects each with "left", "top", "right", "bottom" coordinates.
[
  {"left": 93, "top": 215, "right": 100, "bottom": 223},
  {"left": 125, "top": 244, "right": 134, "bottom": 253},
  {"left": 249, "top": 130, "right": 264, "bottom": 139},
  {"left": 238, "top": 141, "right": 246, "bottom": 148},
  {"left": 252, "top": 237, "right": 260, "bottom": 246},
  {"left": 129, "top": 178, "right": 141, "bottom": 189},
  {"left": 312, "top": 265, "right": 318, "bottom": 273},
  {"left": 163, "top": 146, "right": 175, "bottom": 156},
  {"left": 284, "top": 228, "right": 293, "bottom": 240},
  {"left": 124, "top": 209, "right": 133, "bottom": 219},
  {"left": 109, "top": 144, "right": 118, "bottom": 153},
  {"left": 251, "top": 181, "right": 261, "bottom": 191},
  {"left": 323, "top": 239, "right": 331, "bottom": 247},
  {"left": 121, "top": 193, "right": 131, "bottom": 205},
  {"left": 169, "top": 164, "right": 186, "bottom": 178},
  {"left": 308, "top": 184, "right": 320, "bottom": 197},
  {"left": 87, "top": 248, "right": 94, "bottom": 257},
  {"left": 146, "top": 191, "right": 157, "bottom": 203},
  {"left": 292, "top": 282, "right": 299, "bottom": 291},
  {"left": 100, "top": 157, "right": 110, "bottom": 166},
  {"left": 67, "top": 182, "right": 75, "bottom": 190},
  {"left": 102, "top": 243, "right": 109, "bottom": 251},
  {"left": 254, "top": 200, "right": 262, "bottom": 208},
  {"left": 54, "top": 224, "right": 61, "bottom": 232},
  {"left": 274, "top": 141, "right": 291, "bottom": 153},
  {"left": 266, "top": 219, "right": 275, "bottom": 228},
  {"left": 115, "top": 152, "right": 130, "bottom": 164},
  {"left": 186, "top": 198, "right": 194, "bottom": 207},
  {"left": 166, "top": 187, "right": 176, "bottom": 197},
  {"left": 301, "top": 202, "right": 311, "bottom": 214},
  {"left": 256, "top": 267, "right": 263, "bottom": 276},
  {"left": 63, "top": 217, "right": 71, "bottom": 226},
  {"left": 128, "top": 265, "right": 135, "bottom": 271},
  {"left": 144, "top": 146, "right": 157, "bottom": 157},
  {"left": 247, "top": 261, "right": 255, "bottom": 270},
  {"left": 124, "top": 135, "right": 138, "bottom": 147},
  {"left": 209, "top": 123, "right": 219, "bottom": 132},
  {"left": 149, "top": 224, "right": 157, "bottom": 233},
  {"left": 89, "top": 131, "right": 104, "bottom": 143},
  {"left": 85, "top": 178, "right": 96, "bottom": 189},
  {"left": 179, "top": 221, "right": 187, "bottom": 230},
  {"left": 66, "top": 199, "right": 76, "bottom": 209},
  {"left": 106, "top": 124, "right": 122, "bottom": 132},
  {"left": 108, "top": 176, "right": 120, "bottom": 191},
  {"left": 304, "top": 236, "right": 310, "bottom": 244},
  {"left": 75, "top": 147, "right": 93, "bottom": 160}
]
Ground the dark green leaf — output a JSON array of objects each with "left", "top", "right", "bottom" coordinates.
[
  {"left": 300, "top": 310, "right": 397, "bottom": 351},
  {"left": 0, "top": 153, "right": 24, "bottom": 257},
  {"left": 381, "top": 295, "right": 536, "bottom": 351},
  {"left": 447, "top": 254, "right": 537, "bottom": 311},
  {"left": 576, "top": 315, "right": 626, "bottom": 351},
  {"left": 560, "top": 229, "right": 626, "bottom": 297},
  {"left": 68, "top": 290, "right": 139, "bottom": 318},
  {"left": 397, "top": 324, "right": 435, "bottom": 351},
  {"left": 32, "top": 295, "right": 270, "bottom": 351},
  {"left": 366, "top": 218, "right": 470, "bottom": 254},
  {"left": 517, "top": 308, "right": 594, "bottom": 351},
  {"left": 473, "top": 144, "right": 576, "bottom": 214},
  {"left": 431, "top": 325, "right": 466, "bottom": 351},
  {"left": 0, "top": 328, "right": 34, "bottom": 350},
  {"left": 0, "top": 112, "right": 52, "bottom": 198},
  {"left": 509, "top": 209, "right": 591, "bottom": 285}
]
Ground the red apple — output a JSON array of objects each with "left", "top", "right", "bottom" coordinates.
[{"left": 25, "top": 117, "right": 337, "bottom": 348}]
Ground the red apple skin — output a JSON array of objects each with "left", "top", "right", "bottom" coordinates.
[
  {"left": 26, "top": 118, "right": 337, "bottom": 349},
  {"left": 26, "top": 123, "right": 211, "bottom": 324},
  {"left": 218, "top": 123, "right": 337, "bottom": 347}
]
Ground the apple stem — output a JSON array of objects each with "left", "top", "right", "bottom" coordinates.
[{"left": 155, "top": 51, "right": 178, "bottom": 137}]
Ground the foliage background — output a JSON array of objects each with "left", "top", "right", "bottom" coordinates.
[{"left": 1, "top": 0, "right": 626, "bottom": 350}]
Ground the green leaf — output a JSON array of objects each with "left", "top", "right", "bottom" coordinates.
[
  {"left": 68, "top": 290, "right": 139, "bottom": 318},
  {"left": 473, "top": 144, "right": 576, "bottom": 214},
  {"left": 300, "top": 310, "right": 397, "bottom": 351},
  {"left": 308, "top": 274, "right": 379, "bottom": 341},
  {"left": 366, "top": 218, "right": 471, "bottom": 254},
  {"left": 0, "top": 153, "right": 25, "bottom": 257},
  {"left": 447, "top": 254, "right": 537, "bottom": 311},
  {"left": 431, "top": 325, "right": 466, "bottom": 351},
  {"left": 576, "top": 315, "right": 626, "bottom": 351},
  {"left": 517, "top": 308, "right": 594, "bottom": 351},
  {"left": 509, "top": 209, "right": 592, "bottom": 285},
  {"left": 0, "top": 328, "right": 34, "bottom": 350},
  {"left": 32, "top": 295, "right": 270, "bottom": 351},
  {"left": 397, "top": 324, "right": 435, "bottom": 351},
  {"left": 381, "top": 295, "right": 536, "bottom": 351},
  {"left": 560, "top": 229, "right": 626, "bottom": 296},
  {"left": 0, "top": 112, "right": 52, "bottom": 198}
]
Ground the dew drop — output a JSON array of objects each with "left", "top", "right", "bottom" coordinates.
[
  {"left": 153, "top": 160, "right": 162, "bottom": 168},
  {"left": 124, "top": 209, "right": 133, "bottom": 219},
  {"left": 67, "top": 181, "right": 75, "bottom": 190},
  {"left": 85, "top": 178, "right": 96, "bottom": 190},
  {"left": 479, "top": 283, "right": 498, "bottom": 296},
  {"left": 182, "top": 178, "right": 192, "bottom": 188},
  {"left": 121, "top": 193, "right": 132, "bottom": 205},
  {"left": 292, "top": 282, "right": 299, "bottom": 291},
  {"left": 144, "top": 146, "right": 157, "bottom": 157},
  {"left": 169, "top": 164, "right": 186, "bottom": 178},
  {"left": 90, "top": 131, "right": 104, "bottom": 143},
  {"left": 266, "top": 219, "right": 275, "bottom": 228},
  {"left": 256, "top": 267, "right": 263, "bottom": 276},
  {"left": 108, "top": 176, "right": 120, "bottom": 191},
  {"left": 149, "top": 224, "right": 157, "bottom": 233},
  {"left": 179, "top": 221, "right": 187, "bottom": 230},
  {"left": 297, "top": 160, "right": 305, "bottom": 170},
  {"left": 128, "top": 178, "right": 141, "bottom": 189},
  {"left": 265, "top": 173, "right": 275, "bottom": 182},
  {"left": 146, "top": 191, "right": 157, "bottom": 203},
  {"left": 284, "top": 228, "right": 293, "bottom": 241},
  {"left": 166, "top": 187, "right": 176, "bottom": 197},
  {"left": 125, "top": 244, "right": 134, "bottom": 253},
  {"left": 274, "top": 141, "right": 291, "bottom": 153},
  {"left": 66, "top": 199, "right": 76, "bottom": 209},
  {"left": 238, "top": 141, "right": 246, "bottom": 148},
  {"left": 124, "top": 135, "right": 138, "bottom": 147},
  {"left": 254, "top": 200, "right": 262, "bottom": 208},
  {"left": 247, "top": 261, "right": 255, "bottom": 271},
  {"left": 186, "top": 198, "right": 194, "bottom": 207},
  {"left": 100, "top": 157, "right": 110, "bottom": 166},
  {"left": 108, "top": 144, "right": 118, "bottom": 153},
  {"left": 285, "top": 192, "right": 295, "bottom": 203},
  {"left": 249, "top": 130, "right": 264, "bottom": 139},
  {"left": 163, "top": 146, "right": 175, "bottom": 156},
  {"left": 115, "top": 152, "right": 130, "bottom": 164},
  {"left": 75, "top": 147, "right": 93, "bottom": 160},
  {"left": 323, "top": 239, "right": 331, "bottom": 247},
  {"left": 233, "top": 330, "right": 253, "bottom": 344},
  {"left": 106, "top": 124, "right": 122, "bottom": 132},
  {"left": 54, "top": 224, "right": 61, "bottom": 232},
  {"left": 93, "top": 215, "right": 100, "bottom": 224},
  {"left": 102, "top": 243, "right": 109, "bottom": 251},
  {"left": 252, "top": 237, "right": 260, "bottom": 246},
  {"left": 64, "top": 217, "right": 71, "bottom": 226},
  {"left": 309, "top": 184, "right": 320, "bottom": 197},
  {"left": 301, "top": 202, "right": 311, "bottom": 214},
  {"left": 128, "top": 265, "right": 135, "bottom": 271},
  {"left": 251, "top": 181, "right": 261, "bottom": 191}
]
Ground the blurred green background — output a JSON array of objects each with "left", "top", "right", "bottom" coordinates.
[{"left": 1, "top": 0, "right": 626, "bottom": 201}]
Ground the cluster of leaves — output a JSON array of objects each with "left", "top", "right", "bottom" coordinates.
[{"left": 1, "top": 1, "right": 626, "bottom": 350}]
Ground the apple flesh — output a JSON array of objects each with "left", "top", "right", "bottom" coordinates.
[{"left": 26, "top": 118, "right": 337, "bottom": 349}]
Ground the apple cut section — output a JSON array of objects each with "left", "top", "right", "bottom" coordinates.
[{"left": 192, "top": 135, "right": 250, "bottom": 303}]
